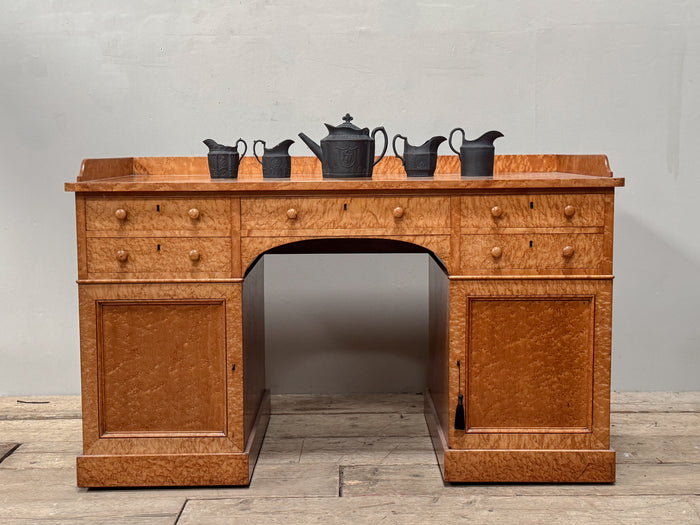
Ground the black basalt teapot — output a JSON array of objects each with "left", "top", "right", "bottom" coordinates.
[{"left": 298, "top": 113, "right": 388, "bottom": 178}]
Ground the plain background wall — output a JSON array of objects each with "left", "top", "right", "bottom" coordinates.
[{"left": 1, "top": 1, "right": 698, "bottom": 394}]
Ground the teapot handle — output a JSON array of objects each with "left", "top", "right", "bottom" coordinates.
[
  {"left": 371, "top": 126, "right": 388, "bottom": 166},
  {"left": 236, "top": 138, "right": 247, "bottom": 159},
  {"left": 392, "top": 134, "right": 406, "bottom": 165},
  {"left": 253, "top": 140, "right": 265, "bottom": 165},
  {"left": 448, "top": 128, "right": 465, "bottom": 158}
]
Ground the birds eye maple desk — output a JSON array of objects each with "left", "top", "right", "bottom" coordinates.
[{"left": 65, "top": 155, "right": 624, "bottom": 487}]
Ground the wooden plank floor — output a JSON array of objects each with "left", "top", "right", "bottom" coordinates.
[{"left": 0, "top": 393, "right": 697, "bottom": 524}]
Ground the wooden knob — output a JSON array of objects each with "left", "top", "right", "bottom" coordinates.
[
  {"left": 116, "top": 250, "right": 128, "bottom": 262},
  {"left": 491, "top": 206, "right": 502, "bottom": 218},
  {"left": 188, "top": 208, "right": 200, "bottom": 220},
  {"left": 115, "top": 209, "right": 127, "bottom": 220},
  {"left": 491, "top": 246, "right": 503, "bottom": 259},
  {"left": 564, "top": 205, "right": 576, "bottom": 218},
  {"left": 286, "top": 208, "right": 298, "bottom": 220},
  {"left": 393, "top": 206, "right": 404, "bottom": 218},
  {"left": 562, "top": 245, "right": 575, "bottom": 258},
  {"left": 189, "top": 249, "right": 200, "bottom": 261}
]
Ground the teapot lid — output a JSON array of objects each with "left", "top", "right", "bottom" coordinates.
[{"left": 333, "top": 113, "right": 363, "bottom": 131}]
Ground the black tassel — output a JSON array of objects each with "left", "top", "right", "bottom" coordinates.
[
  {"left": 455, "top": 393, "right": 466, "bottom": 430},
  {"left": 455, "top": 360, "right": 466, "bottom": 430}
]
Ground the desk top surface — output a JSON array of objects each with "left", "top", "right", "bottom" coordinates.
[{"left": 66, "top": 155, "right": 625, "bottom": 193}]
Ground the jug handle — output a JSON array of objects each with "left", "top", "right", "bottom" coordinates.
[
  {"left": 253, "top": 140, "right": 265, "bottom": 165},
  {"left": 371, "top": 126, "right": 388, "bottom": 166},
  {"left": 448, "top": 128, "right": 465, "bottom": 158},
  {"left": 236, "top": 138, "right": 247, "bottom": 159},
  {"left": 392, "top": 134, "right": 406, "bottom": 165}
]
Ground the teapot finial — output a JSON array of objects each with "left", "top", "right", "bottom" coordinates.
[{"left": 342, "top": 113, "right": 353, "bottom": 123}]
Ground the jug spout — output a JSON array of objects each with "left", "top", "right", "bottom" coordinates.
[
  {"left": 268, "top": 139, "right": 295, "bottom": 155},
  {"left": 203, "top": 139, "right": 222, "bottom": 152},
  {"left": 473, "top": 130, "right": 504, "bottom": 145},
  {"left": 427, "top": 135, "right": 447, "bottom": 152},
  {"left": 298, "top": 133, "right": 323, "bottom": 161}
]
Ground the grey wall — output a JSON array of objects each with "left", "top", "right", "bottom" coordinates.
[{"left": 1, "top": 1, "right": 698, "bottom": 394}]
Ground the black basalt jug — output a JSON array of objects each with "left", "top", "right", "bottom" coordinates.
[
  {"left": 204, "top": 138, "right": 247, "bottom": 179},
  {"left": 392, "top": 134, "right": 446, "bottom": 177},
  {"left": 298, "top": 113, "right": 388, "bottom": 178},
  {"left": 253, "top": 139, "right": 294, "bottom": 178},
  {"left": 448, "top": 129, "right": 503, "bottom": 178}
]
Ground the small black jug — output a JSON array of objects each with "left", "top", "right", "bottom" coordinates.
[
  {"left": 392, "top": 134, "right": 446, "bottom": 177},
  {"left": 204, "top": 138, "right": 247, "bottom": 179},
  {"left": 448, "top": 129, "right": 503, "bottom": 178},
  {"left": 253, "top": 139, "right": 294, "bottom": 178}
]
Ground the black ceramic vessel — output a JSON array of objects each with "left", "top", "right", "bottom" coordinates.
[
  {"left": 253, "top": 139, "right": 294, "bottom": 178},
  {"left": 392, "top": 134, "right": 446, "bottom": 177},
  {"left": 448, "top": 129, "right": 503, "bottom": 178},
  {"left": 298, "top": 113, "right": 388, "bottom": 178},
  {"left": 204, "top": 138, "right": 247, "bottom": 179}
]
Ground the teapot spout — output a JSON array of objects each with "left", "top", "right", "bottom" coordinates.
[
  {"left": 298, "top": 133, "right": 323, "bottom": 161},
  {"left": 474, "top": 130, "right": 504, "bottom": 145}
]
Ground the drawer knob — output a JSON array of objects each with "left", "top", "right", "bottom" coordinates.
[
  {"left": 188, "top": 208, "right": 200, "bottom": 220},
  {"left": 491, "top": 246, "right": 503, "bottom": 259},
  {"left": 286, "top": 208, "right": 298, "bottom": 220},
  {"left": 491, "top": 206, "right": 503, "bottom": 218},
  {"left": 116, "top": 250, "right": 128, "bottom": 262},
  {"left": 115, "top": 209, "right": 127, "bottom": 220},
  {"left": 189, "top": 249, "right": 200, "bottom": 261},
  {"left": 564, "top": 205, "right": 576, "bottom": 218},
  {"left": 393, "top": 206, "right": 405, "bottom": 218},
  {"left": 562, "top": 245, "right": 575, "bottom": 258}
]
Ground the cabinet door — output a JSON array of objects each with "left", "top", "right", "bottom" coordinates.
[
  {"left": 78, "top": 283, "right": 243, "bottom": 455},
  {"left": 449, "top": 279, "right": 612, "bottom": 451}
]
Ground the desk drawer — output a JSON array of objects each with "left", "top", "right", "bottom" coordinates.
[
  {"left": 461, "top": 194, "right": 605, "bottom": 229},
  {"left": 460, "top": 233, "right": 604, "bottom": 271},
  {"left": 86, "top": 237, "right": 231, "bottom": 277},
  {"left": 86, "top": 197, "right": 231, "bottom": 233},
  {"left": 240, "top": 196, "right": 450, "bottom": 235}
]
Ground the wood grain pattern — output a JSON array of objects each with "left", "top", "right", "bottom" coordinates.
[
  {"left": 123, "top": 154, "right": 613, "bottom": 177},
  {"left": 243, "top": 258, "right": 266, "bottom": 445},
  {"left": 460, "top": 233, "right": 604, "bottom": 272},
  {"left": 448, "top": 279, "right": 613, "bottom": 452},
  {"left": 240, "top": 235, "right": 451, "bottom": 275},
  {"left": 86, "top": 237, "right": 231, "bottom": 278},
  {"left": 427, "top": 256, "right": 450, "bottom": 441},
  {"left": 97, "top": 300, "right": 227, "bottom": 436},
  {"left": 240, "top": 196, "right": 450, "bottom": 235},
  {"left": 78, "top": 283, "right": 243, "bottom": 458},
  {"left": 76, "top": 453, "right": 250, "bottom": 487},
  {"left": 466, "top": 297, "right": 593, "bottom": 431},
  {"left": 460, "top": 194, "right": 606, "bottom": 230},
  {"left": 443, "top": 449, "right": 615, "bottom": 483},
  {"left": 85, "top": 196, "right": 231, "bottom": 233}
]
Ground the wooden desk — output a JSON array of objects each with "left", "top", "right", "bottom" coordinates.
[{"left": 66, "top": 155, "right": 624, "bottom": 486}]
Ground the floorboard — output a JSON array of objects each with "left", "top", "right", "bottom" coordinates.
[{"left": 0, "top": 392, "right": 696, "bottom": 524}]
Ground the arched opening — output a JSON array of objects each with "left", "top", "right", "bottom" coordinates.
[{"left": 243, "top": 238, "right": 449, "bottom": 395}]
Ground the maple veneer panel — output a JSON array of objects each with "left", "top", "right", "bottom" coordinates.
[
  {"left": 86, "top": 196, "right": 231, "bottom": 233},
  {"left": 461, "top": 194, "right": 606, "bottom": 229},
  {"left": 460, "top": 233, "right": 604, "bottom": 272},
  {"left": 240, "top": 196, "right": 450, "bottom": 235},
  {"left": 99, "top": 301, "right": 226, "bottom": 435},
  {"left": 86, "top": 237, "right": 232, "bottom": 278},
  {"left": 79, "top": 283, "right": 244, "bottom": 457},
  {"left": 240, "top": 235, "right": 451, "bottom": 275},
  {"left": 466, "top": 297, "right": 593, "bottom": 431}
]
